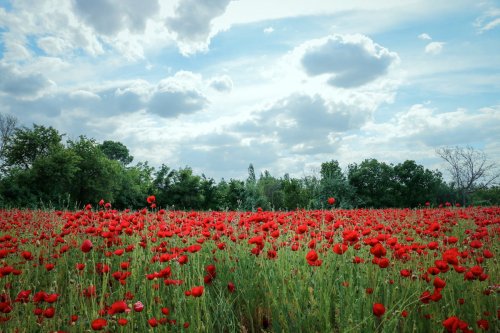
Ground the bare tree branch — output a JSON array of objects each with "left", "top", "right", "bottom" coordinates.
[
  {"left": 0, "top": 114, "right": 18, "bottom": 173},
  {"left": 436, "top": 146, "right": 499, "bottom": 204}
]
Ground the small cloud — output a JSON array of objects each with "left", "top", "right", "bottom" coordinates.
[
  {"left": 478, "top": 17, "right": 500, "bottom": 32},
  {"left": 299, "top": 34, "right": 399, "bottom": 88},
  {"left": 418, "top": 33, "right": 432, "bottom": 40},
  {"left": 425, "top": 41, "right": 445, "bottom": 55},
  {"left": 263, "top": 27, "right": 274, "bottom": 34},
  {"left": 209, "top": 75, "right": 233, "bottom": 93},
  {"left": 474, "top": 8, "right": 500, "bottom": 33},
  {"left": 165, "top": 0, "right": 233, "bottom": 55}
]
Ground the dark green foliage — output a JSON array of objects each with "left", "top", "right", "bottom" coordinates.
[
  {"left": 99, "top": 140, "right": 133, "bottom": 165},
  {"left": 0, "top": 118, "right": 481, "bottom": 210}
]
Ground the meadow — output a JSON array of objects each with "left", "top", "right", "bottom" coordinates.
[{"left": 0, "top": 198, "right": 498, "bottom": 332}]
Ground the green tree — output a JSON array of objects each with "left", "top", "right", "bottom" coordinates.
[
  {"left": 258, "top": 170, "right": 284, "bottom": 210},
  {"left": 114, "top": 162, "right": 155, "bottom": 209},
  {"left": 348, "top": 159, "right": 397, "bottom": 208},
  {"left": 319, "top": 160, "right": 357, "bottom": 208},
  {"left": 200, "top": 175, "right": 219, "bottom": 210},
  {"left": 393, "top": 160, "right": 444, "bottom": 207},
  {"left": 67, "top": 136, "right": 122, "bottom": 205},
  {"left": 282, "top": 174, "right": 308, "bottom": 210},
  {"left": 99, "top": 140, "right": 133, "bottom": 165},
  {"left": 243, "top": 164, "right": 267, "bottom": 210},
  {"left": 3, "top": 124, "right": 63, "bottom": 170},
  {"left": 168, "top": 167, "right": 203, "bottom": 209}
]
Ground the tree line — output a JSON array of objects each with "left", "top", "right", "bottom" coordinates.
[{"left": 0, "top": 115, "right": 498, "bottom": 210}]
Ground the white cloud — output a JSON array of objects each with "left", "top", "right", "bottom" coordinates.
[
  {"left": 362, "top": 104, "right": 500, "bottom": 148},
  {"left": 475, "top": 7, "right": 500, "bottom": 33},
  {"left": 209, "top": 75, "right": 233, "bottom": 92},
  {"left": 425, "top": 41, "right": 445, "bottom": 55},
  {"left": 0, "top": 63, "right": 53, "bottom": 98},
  {"left": 165, "top": 0, "right": 234, "bottom": 55},
  {"left": 299, "top": 34, "right": 399, "bottom": 88},
  {"left": 418, "top": 33, "right": 432, "bottom": 40},
  {"left": 263, "top": 27, "right": 274, "bottom": 34},
  {"left": 72, "top": 0, "right": 160, "bottom": 36},
  {"left": 37, "top": 37, "right": 74, "bottom": 56}
]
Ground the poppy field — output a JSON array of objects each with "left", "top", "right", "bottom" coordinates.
[{"left": 0, "top": 199, "right": 498, "bottom": 332}]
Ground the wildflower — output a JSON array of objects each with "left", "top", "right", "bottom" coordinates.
[{"left": 373, "top": 303, "right": 386, "bottom": 317}]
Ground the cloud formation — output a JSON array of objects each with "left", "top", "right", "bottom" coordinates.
[
  {"left": 166, "top": 0, "right": 233, "bottom": 54},
  {"left": 0, "top": 63, "right": 53, "bottom": 98},
  {"left": 73, "top": 0, "right": 159, "bottom": 35},
  {"left": 299, "top": 34, "right": 399, "bottom": 88},
  {"left": 418, "top": 33, "right": 432, "bottom": 40},
  {"left": 425, "top": 42, "right": 444, "bottom": 55},
  {"left": 209, "top": 75, "right": 233, "bottom": 93}
]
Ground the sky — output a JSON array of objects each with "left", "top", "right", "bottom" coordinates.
[{"left": 0, "top": 0, "right": 499, "bottom": 181}]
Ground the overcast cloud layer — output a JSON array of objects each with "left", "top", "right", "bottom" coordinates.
[{"left": 0, "top": 0, "right": 499, "bottom": 180}]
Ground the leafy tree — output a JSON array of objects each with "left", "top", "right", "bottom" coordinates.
[
  {"left": 67, "top": 136, "right": 122, "bottom": 205},
  {"left": 348, "top": 159, "right": 397, "bottom": 208},
  {"left": 319, "top": 160, "right": 356, "bottom": 208},
  {"left": 114, "top": 162, "right": 154, "bottom": 209},
  {"left": 224, "top": 179, "right": 246, "bottom": 210},
  {"left": 169, "top": 167, "right": 202, "bottom": 209},
  {"left": 282, "top": 174, "right": 308, "bottom": 210},
  {"left": 243, "top": 164, "right": 267, "bottom": 210},
  {"left": 258, "top": 170, "right": 284, "bottom": 210},
  {"left": 470, "top": 186, "right": 500, "bottom": 206},
  {"left": 301, "top": 175, "right": 322, "bottom": 209},
  {"left": 3, "top": 125, "right": 63, "bottom": 170},
  {"left": 153, "top": 164, "right": 175, "bottom": 207},
  {"left": 29, "top": 147, "right": 81, "bottom": 206},
  {"left": 200, "top": 174, "right": 219, "bottom": 210},
  {"left": 99, "top": 140, "right": 133, "bottom": 165},
  {"left": 393, "top": 160, "right": 444, "bottom": 207}
]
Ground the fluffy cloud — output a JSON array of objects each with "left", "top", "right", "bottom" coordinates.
[
  {"left": 209, "top": 75, "right": 233, "bottom": 92},
  {"left": 0, "top": 63, "right": 53, "bottom": 98},
  {"left": 425, "top": 42, "right": 445, "bottom": 55},
  {"left": 234, "top": 93, "right": 372, "bottom": 154},
  {"left": 166, "top": 0, "right": 233, "bottom": 54},
  {"left": 418, "top": 33, "right": 432, "bottom": 40},
  {"left": 363, "top": 104, "right": 500, "bottom": 148},
  {"left": 36, "top": 36, "right": 74, "bottom": 56},
  {"left": 299, "top": 34, "right": 399, "bottom": 88},
  {"left": 72, "top": 0, "right": 159, "bottom": 35}
]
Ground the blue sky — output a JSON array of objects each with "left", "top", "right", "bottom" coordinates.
[{"left": 0, "top": 0, "right": 499, "bottom": 180}]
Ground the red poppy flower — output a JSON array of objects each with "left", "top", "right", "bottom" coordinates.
[
  {"left": 108, "top": 300, "right": 129, "bottom": 315},
  {"left": 333, "top": 243, "right": 348, "bottom": 255},
  {"left": 148, "top": 317, "right": 158, "bottom": 327},
  {"left": 306, "top": 250, "right": 318, "bottom": 262},
  {"left": 81, "top": 240, "right": 93, "bottom": 253},
  {"left": 147, "top": 195, "right": 156, "bottom": 204},
  {"left": 373, "top": 303, "right": 385, "bottom": 317},
  {"left": 91, "top": 318, "right": 107, "bottom": 331},
  {"left": 43, "top": 307, "right": 55, "bottom": 318},
  {"left": 133, "top": 301, "right": 144, "bottom": 312},
  {"left": 327, "top": 197, "right": 336, "bottom": 205},
  {"left": 191, "top": 286, "right": 204, "bottom": 297},
  {"left": 118, "top": 318, "right": 128, "bottom": 326}
]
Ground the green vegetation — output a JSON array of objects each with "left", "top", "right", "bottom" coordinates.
[{"left": 0, "top": 120, "right": 497, "bottom": 210}]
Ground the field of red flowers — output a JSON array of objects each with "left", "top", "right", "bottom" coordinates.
[{"left": 0, "top": 199, "right": 498, "bottom": 332}]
